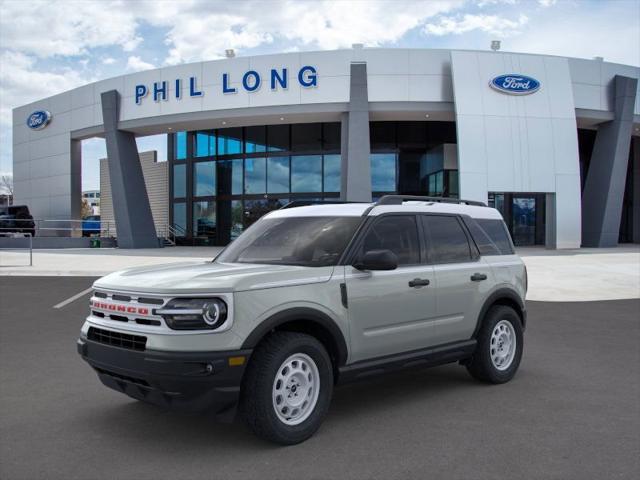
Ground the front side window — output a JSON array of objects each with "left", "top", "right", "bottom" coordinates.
[
  {"left": 359, "top": 215, "right": 420, "bottom": 265},
  {"left": 216, "top": 216, "right": 361, "bottom": 267},
  {"left": 422, "top": 215, "right": 472, "bottom": 264}
]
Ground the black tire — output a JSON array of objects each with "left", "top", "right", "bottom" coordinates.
[
  {"left": 240, "top": 331, "right": 333, "bottom": 445},
  {"left": 466, "top": 305, "right": 523, "bottom": 384}
]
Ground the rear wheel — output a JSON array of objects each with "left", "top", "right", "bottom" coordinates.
[
  {"left": 466, "top": 305, "right": 523, "bottom": 384},
  {"left": 240, "top": 332, "right": 333, "bottom": 445}
]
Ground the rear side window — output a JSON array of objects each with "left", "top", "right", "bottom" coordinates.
[
  {"left": 360, "top": 215, "right": 420, "bottom": 265},
  {"left": 475, "top": 219, "right": 514, "bottom": 255},
  {"left": 422, "top": 215, "right": 472, "bottom": 264}
]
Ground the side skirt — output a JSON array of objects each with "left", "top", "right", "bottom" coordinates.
[{"left": 337, "top": 339, "right": 477, "bottom": 385}]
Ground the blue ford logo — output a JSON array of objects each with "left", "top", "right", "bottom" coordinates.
[
  {"left": 26, "top": 110, "right": 52, "bottom": 130},
  {"left": 490, "top": 74, "right": 540, "bottom": 95}
]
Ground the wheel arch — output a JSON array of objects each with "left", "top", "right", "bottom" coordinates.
[
  {"left": 241, "top": 307, "right": 349, "bottom": 371},
  {"left": 473, "top": 288, "right": 526, "bottom": 338}
]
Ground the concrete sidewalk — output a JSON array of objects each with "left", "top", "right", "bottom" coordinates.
[{"left": 1, "top": 244, "right": 638, "bottom": 302}]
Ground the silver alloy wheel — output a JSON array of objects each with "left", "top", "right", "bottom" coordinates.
[
  {"left": 272, "top": 353, "right": 320, "bottom": 426},
  {"left": 490, "top": 320, "right": 517, "bottom": 371}
]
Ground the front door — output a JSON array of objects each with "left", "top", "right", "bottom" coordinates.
[
  {"left": 511, "top": 196, "right": 536, "bottom": 246},
  {"left": 344, "top": 215, "right": 437, "bottom": 363}
]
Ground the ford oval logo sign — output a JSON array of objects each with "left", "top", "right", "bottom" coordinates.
[
  {"left": 26, "top": 110, "right": 52, "bottom": 130},
  {"left": 490, "top": 74, "right": 540, "bottom": 95}
]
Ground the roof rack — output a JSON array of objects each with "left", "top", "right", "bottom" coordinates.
[
  {"left": 279, "top": 200, "right": 360, "bottom": 210},
  {"left": 374, "top": 195, "right": 487, "bottom": 207}
]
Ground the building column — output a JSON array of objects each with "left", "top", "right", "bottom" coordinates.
[
  {"left": 582, "top": 75, "right": 638, "bottom": 247},
  {"left": 101, "top": 90, "right": 159, "bottom": 248},
  {"left": 340, "top": 62, "right": 371, "bottom": 202}
]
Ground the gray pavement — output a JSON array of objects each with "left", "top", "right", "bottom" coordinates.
[{"left": 0, "top": 277, "right": 639, "bottom": 480}]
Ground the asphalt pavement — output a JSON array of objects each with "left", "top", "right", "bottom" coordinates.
[{"left": 0, "top": 277, "right": 638, "bottom": 480}]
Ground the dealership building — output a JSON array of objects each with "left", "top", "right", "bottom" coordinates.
[{"left": 11, "top": 47, "right": 640, "bottom": 248}]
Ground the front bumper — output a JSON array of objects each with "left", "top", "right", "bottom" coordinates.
[{"left": 77, "top": 337, "right": 252, "bottom": 420}]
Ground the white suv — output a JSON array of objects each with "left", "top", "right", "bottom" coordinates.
[{"left": 78, "top": 195, "right": 527, "bottom": 444}]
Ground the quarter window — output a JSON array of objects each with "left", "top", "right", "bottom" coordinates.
[
  {"left": 422, "top": 215, "right": 472, "bottom": 264},
  {"left": 359, "top": 216, "right": 420, "bottom": 265}
]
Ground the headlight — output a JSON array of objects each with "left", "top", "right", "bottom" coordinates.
[{"left": 156, "top": 298, "right": 228, "bottom": 330}]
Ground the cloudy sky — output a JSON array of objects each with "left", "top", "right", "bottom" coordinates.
[{"left": 1, "top": 0, "right": 639, "bottom": 191}]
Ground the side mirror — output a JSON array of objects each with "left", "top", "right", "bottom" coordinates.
[{"left": 353, "top": 249, "right": 398, "bottom": 271}]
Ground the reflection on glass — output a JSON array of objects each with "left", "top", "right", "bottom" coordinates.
[
  {"left": 219, "top": 160, "right": 243, "bottom": 195},
  {"left": 195, "top": 131, "right": 215, "bottom": 157},
  {"left": 245, "top": 126, "right": 267, "bottom": 153},
  {"left": 173, "top": 202, "right": 186, "bottom": 235},
  {"left": 217, "top": 128, "right": 242, "bottom": 155},
  {"left": 267, "top": 156, "right": 289, "bottom": 193},
  {"left": 173, "top": 164, "right": 186, "bottom": 198},
  {"left": 292, "top": 124, "right": 322, "bottom": 152},
  {"left": 323, "top": 123, "right": 341, "bottom": 151},
  {"left": 230, "top": 200, "right": 243, "bottom": 240},
  {"left": 370, "top": 153, "right": 396, "bottom": 192},
  {"left": 323, "top": 154, "right": 341, "bottom": 192},
  {"left": 193, "top": 201, "right": 216, "bottom": 237},
  {"left": 194, "top": 161, "right": 216, "bottom": 197},
  {"left": 291, "top": 155, "right": 322, "bottom": 193},
  {"left": 244, "top": 158, "right": 266, "bottom": 194},
  {"left": 175, "top": 131, "right": 187, "bottom": 160},
  {"left": 268, "top": 124, "right": 289, "bottom": 152}
]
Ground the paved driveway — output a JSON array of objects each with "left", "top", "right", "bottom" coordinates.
[{"left": 1, "top": 277, "right": 638, "bottom": 480}]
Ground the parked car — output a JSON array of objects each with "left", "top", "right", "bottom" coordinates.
[
  {"left": 77, "top": 195, "right": 527, "bottom": 445},
  {"left": 82, "top": 215, "right": 101, "bottom": 237},
  {"left": 0, "top": 205, "right": 35, "bottom": 237}
]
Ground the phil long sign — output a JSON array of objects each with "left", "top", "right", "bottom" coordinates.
[
  {"left": 490, "top": 74, "right": 541, "bottom": 95},
  {"left": 135, "top": 65, "right": 318, "bottom": 105}
]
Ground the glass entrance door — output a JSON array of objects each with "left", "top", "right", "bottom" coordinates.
[{"left": 511, "top": 196, "right": 537, "bottom": 246}]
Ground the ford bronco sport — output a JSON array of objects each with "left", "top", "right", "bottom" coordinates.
[{"left": 78, "top": 195, "right": 527, "bottom": 444}]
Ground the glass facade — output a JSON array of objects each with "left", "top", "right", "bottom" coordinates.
[
  {"left": 170, "top": 122, "right": 341, "bottom": 245},
  {"left": 169, "top": 120, "right": 460, "bottom": 245}
]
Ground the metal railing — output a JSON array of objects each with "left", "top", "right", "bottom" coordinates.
[
  {"left": 0, "top": 218, "right": 116, "bottom": 237},
  {"left": 1, "top": 218, "right": 187, "bottom": 248}
]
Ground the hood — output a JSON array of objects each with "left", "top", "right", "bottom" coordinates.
[{"left": 93, "top": 261, "right": 335, "bottom": 294}]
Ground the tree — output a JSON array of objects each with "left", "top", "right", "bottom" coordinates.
[
  {"left": 0, "top": 174, "right": 13, "bottom": 197},
  {"left": 81, "top": 199, "right": 92, "bottom": 218}
]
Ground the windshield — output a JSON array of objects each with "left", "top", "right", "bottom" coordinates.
[{"left": 216, "top": 216, "right": 362, "bottom": 267}]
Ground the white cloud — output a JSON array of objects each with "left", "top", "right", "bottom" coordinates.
[
  {"left": 127, "top": 0, "right": 464, "bottom": 65},
  {"left": 126, "top": 55, "right": 155, "bottom": 72},
  {"left": 0, "top": 0, "right": 142, "bottom": 58},
  {"left": 424, "top": 13, "right": 528, "bottom": 37},
  {"left": 538, "top": 0, "right": 557, "bottom": 7},
  {"left": 0, "top": 50, "right": 93, "bottom": 172},
  {"left": 102, "top": 57, "right": 116, "bottom": 65}
]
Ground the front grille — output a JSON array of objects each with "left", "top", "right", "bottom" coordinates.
[{"left": 87, "top": 326, "right": 147, "bottom": 351}]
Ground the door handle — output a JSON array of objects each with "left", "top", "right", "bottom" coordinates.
[
  {"left": 470, "top": 273, "right": 488, "bottom": 282},
  {"left": 409, "top": 278, "right": 430, "bottom": 288}
]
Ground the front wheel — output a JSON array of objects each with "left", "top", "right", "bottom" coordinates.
[
  {"left": 466, "top": 305, "right": 523, "bottom": 384},
  {"left": 240, "top": 332, "right": 333, "bottom": 445}
]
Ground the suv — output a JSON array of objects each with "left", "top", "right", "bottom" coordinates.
[
  {"left": 0, "top": 205, "right": 36, "bottom": 237},
  {"left": 77, "top": 195, "right": 526, "bottom": 444}
]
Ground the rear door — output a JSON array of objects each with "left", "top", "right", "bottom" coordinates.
[{"left": 421, "top": 214, "right": 493, "bottom": 345}]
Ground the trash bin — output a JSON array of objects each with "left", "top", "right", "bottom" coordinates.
[{"left": 90, "top": 238, "right": 101, "bottom": 248}]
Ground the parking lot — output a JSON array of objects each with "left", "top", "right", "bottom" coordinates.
[{"left": 1, "top": 276, "right": 639, "bottom": 480}]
